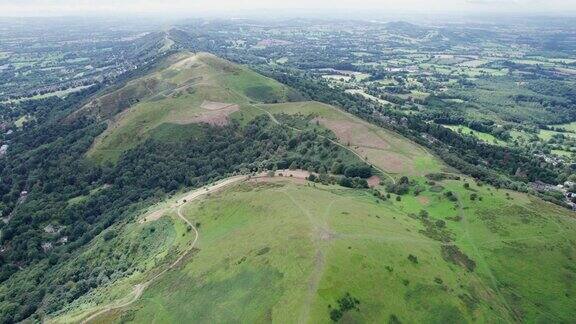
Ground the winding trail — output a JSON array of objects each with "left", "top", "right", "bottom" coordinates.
[{"left": 77, "top": 176, "right": 248, "bottom": 323}]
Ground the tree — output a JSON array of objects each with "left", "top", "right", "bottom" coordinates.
[{"left": 331, "top": 162, "right": 344, "bottom": 174}]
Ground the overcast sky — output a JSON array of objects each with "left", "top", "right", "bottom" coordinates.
[{"left": 0, "top": 0, "right": 575, "bottom": 17}]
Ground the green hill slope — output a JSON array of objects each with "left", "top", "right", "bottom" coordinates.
[
  {"left": 80, "top": 52, "right": 439, "bottom": 178},
  {"left": 81, "top": 52, "right": 301, "bottom": 163},
  {"left": 56, "top": 176, "right": 576, "bottom": 323},
  {"left": 48, "top": 52, "right": 576, "bottom": 323}
]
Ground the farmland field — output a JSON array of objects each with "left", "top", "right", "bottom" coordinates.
[{"left": 444, "top": 125, "right": 506, "bottom": 146}]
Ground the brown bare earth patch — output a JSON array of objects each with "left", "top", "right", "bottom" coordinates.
[
  {"left": 356, "top": 147, "right": 408, "bottom": 174},
  {"left": 417, "top": 196, "right": 430, "bottom": 205},
  {"left": 173, "top": 102, "right": 240, "bottom": 126},
  {"left": 139, "top": 209, "right": 165, "bottom": 224},
  {"left": 367, "top": 175, "right": 381, "bottom": 188},
  {"left": 200, "top": 100, "right": 238, "bottom": 111},
  {"left": 249, "top": 169, "right": 311, "bottom": 185},
  {"left": 171, "top": 55, "right": 200, "bottom": 69},
  {"left": 315, "top": 117, "right": 390, "bottom": 150}
]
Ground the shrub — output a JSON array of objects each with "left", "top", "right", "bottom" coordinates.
[
  {"left": 103, "top": 230, "right": 115, "bottom": 241},
  {"left": 329, "top": 292, "right": 360, "bottom": 322},
  {"left": 344, "top": 164, "right": 372, "bottom": 178}
]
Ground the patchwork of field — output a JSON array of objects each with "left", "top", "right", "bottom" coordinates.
[{"left": 60, "top": 174, "right": 576, "bottom": 323}]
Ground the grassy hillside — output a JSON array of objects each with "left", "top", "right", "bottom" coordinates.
[
  {"left": 260, "top": 101, "right": 443, "bottom": 176},
  {"left": 48, "top": 52, "right": 576, "bottom": 323},
  {"left": 63, "top": 176, "right": 576, "bottom": 323},
  {"left": 81, "top": 52, "right": 441, "bottom": 177},
  {"left": 83, "top": 52, "right": 301, "bottom": 163}
]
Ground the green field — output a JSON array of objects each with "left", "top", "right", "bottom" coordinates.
[
  {"left": 443, "top": 125, "right": 506, "bottom": 146},
  {"left": 549, "top": 121, "right": 576, "bottom": 134},
  {"left": 60, "top": 174, "right": 576, "bottom": 323}
]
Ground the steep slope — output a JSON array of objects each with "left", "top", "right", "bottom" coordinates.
[{"left": 48, "top": 52, "right": 576, "bottom": 323}]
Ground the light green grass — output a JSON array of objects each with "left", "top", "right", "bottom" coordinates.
[
  {"left": 14, "top": 114, "right": 34, "bottom": 128},
  {"left": 444, "top": 125, "right": 506, "bottom": 146},
  {"left": 552, "top": 149, "right": 573, "bottom": 157},
  {"left": 80, "top": 177, "right": 576, "bottom": 323},
  {"left": 549, "top": 121, "right": 576, "bottom": 134}
]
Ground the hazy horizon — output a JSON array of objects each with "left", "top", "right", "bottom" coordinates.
[{"left": 1, "top": 0, "right": 576, "bottom": 17}]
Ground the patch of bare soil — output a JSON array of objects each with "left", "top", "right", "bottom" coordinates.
[
  {"left": 318, "top": 227, "right": 336, "bottom": 241},
  {"left": 139, "top": 209, "right": 165, "bottom": 224},
  {"left": 356, "top": 147, "right": 409, "bottom": 174},
  {"left": 201, "top": 100, "right": 238, "bottom": 111},
  {"left": 171, "top": 55, "right": 200, "bottom": 69},
  {"left": 249, "top": 169, "right": 311, "bottom": 184},
  {"left": 367, "top": 175, "right": 381, "bottom": 188},
  {"left": 177, "top": 103, "right": 240, "bottom": 126},
  {"left": 417, "top": 196, "right": 430, "bottom": 205},
  {"left": 315, "top": 117, "right": 390, "bottom": 150}
]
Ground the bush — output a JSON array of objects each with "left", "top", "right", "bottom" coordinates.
[
  {"left": 338, "top": 177, "right": 368, "bottom": 189},
  {"left": 444, "top": 191, "right": 458, "bottom": 202},
  {"left": 103, "top": 230, "right": 116, "bottom": 241},
  {"left": 343, "top": 164, "right": 372, "bottom": 178},
  {"left": 329, "top": 292, "right": 360, "bottom": 322}
]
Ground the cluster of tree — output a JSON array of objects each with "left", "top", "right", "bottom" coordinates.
[
  {"left": 329, "top": 293, "right": 360, "bottom": 322},
  {"left": 386, "top": 176, "right": 412, "bottom": 195},
  {"left": 365, "top": 87, "right": 407, "bottom": 106},
  {"left": 307, "top": 162, "right": 372, "bottom": 189}
]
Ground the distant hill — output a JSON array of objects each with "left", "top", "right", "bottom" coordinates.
[{"left": 128, "top": 28, "right": 196, "bottom": 60}]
